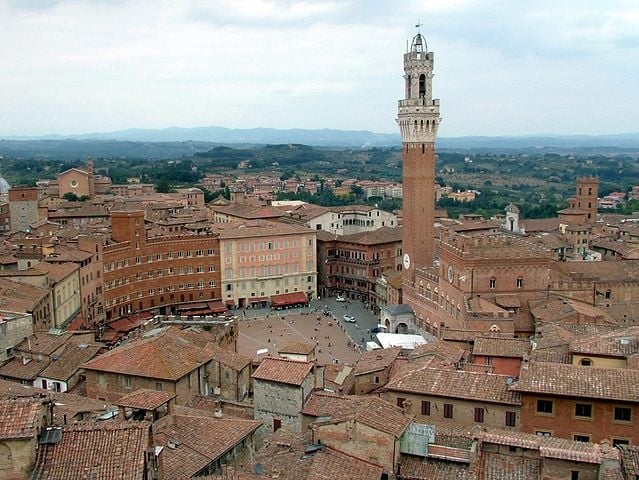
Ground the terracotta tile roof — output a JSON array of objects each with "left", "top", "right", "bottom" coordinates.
[
  {"left": 306, "top": 447, "right": 383, "bottom": 480},
  {"left": 252, "top": 357, "right": 314, "bottom": 386},
  {"left": 0, "top": 379, "right": 112, "bottom": 424},
  {"left": 569, "top": 326, "right": 639, "bottom": 357},
  {"left": 212, "top": 219, "right": 312, "bottom": 239},
  {"left": 398, "top": 455, "right": 474, "bottom": 480},
  {"left": 278, "top": 340, "right": 315, "bottom": 355},
  {"left": 0, "top": 397, "right": 43, "bottom": 440},
  {"left": 39, "top": 343, "right": 101, "bottom": 381},
  {"left": 340, "top": 226, "right": 403, "bottom": 245},
  {"left": 0, "top": 356, "right": 49, "bottom": 381},
  {"left": 31, "top": 421, "right": 150, "bottom": 479},
  {"left": 441, "top": 329, "right": 484, "bottom": 342},
  {"left": 323, "top": 364, "right": 354, "bottom": 394},
  {"left": 481, "top": 452, "right": 540, "bottom": 479},
  {"left": 494, "top": 294, "right": 521, "bottom": 309},
  {"left": 531, "top": 298, "right": 617, "bottom": 325},
  {"left": 38, "top": 261, "right": 78, "bottom": 282},
  {"left": 385, "top": 366, "right": 520, "bottom": 405},
  {"left": 554, "top": 259, "right": 639, "bottom": 283},
  {"left": 512, "top": 362, "right": 639, "bottom": 402},
  {"left": 472, "top": 337, "right": 531, "bottom": 358},
  {"left": 153, "top": 414, "right": 261, "bottom": 479},
  {"left": 0, "top": 276, "right": 49, "bottom": 312},
  {"left": 15, "top": 332, "right": 72, "bottom": 356},
  {"left": 204, "top": 344, "right": 252, "bottom": 371},
  {"left": 302, "top": 392, "right": 369, "bottom": 418},
  {"left": 83, "top": 327, "right": 210, "bottom": 380},
  {"left": 353, "top": 347, "right": 402, "bottom": 375},
  {"left": 354, "top": 396, "right": 413, "bottom": 438},
  {"left": 619, "top": 444, "right": 639, "bottom": 477},
  {"left": 409, "top": 340, "right": 467, "bottom": 363},
  {"left": 115, "top": 389, "right": 177, "bottom": 410}
]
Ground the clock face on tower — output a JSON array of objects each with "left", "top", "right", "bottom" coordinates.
[
  {"left": 403, "top": 253, "right": 411, "bottom": 270},
  {"left": 447, "top": 265, "right": 454, "bottom": 283}
]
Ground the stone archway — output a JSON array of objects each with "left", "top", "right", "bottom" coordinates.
[{"left": 396, "top": 322, "right": 409, "bottom": 334}]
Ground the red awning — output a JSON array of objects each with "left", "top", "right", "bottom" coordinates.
[
  {"left": 249, "top": 297, "right": 268, "bottom": 303},
  {"left": 225, "top": 299, "right": 235, "bottom": 306},
  {"left": 207, "top": 300, "right": 227, "bottom": 313},
  {"left": 270, "top": 292, "right": 308, "bottom": 308}
]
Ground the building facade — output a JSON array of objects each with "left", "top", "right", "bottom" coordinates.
[{"left": 103, "top": 210, "right": 222, "bottom": 321}]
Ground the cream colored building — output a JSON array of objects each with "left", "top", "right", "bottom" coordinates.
[{"left": 213, "top": 220, "right": 317, "bottom": 308}]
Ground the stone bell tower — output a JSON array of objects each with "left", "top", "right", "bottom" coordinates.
[{"left": 397, "top": 29, "right": 441, "bottom": 285}]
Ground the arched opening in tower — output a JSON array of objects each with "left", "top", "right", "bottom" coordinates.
[{"left": 419, "top": 74, "right": 426, "bottom": 97}]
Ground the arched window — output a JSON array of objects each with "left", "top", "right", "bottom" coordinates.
[
  {"left": 419, "top": 74, "right": 426, "bottom": 97},
  {"left": 489, "top": 277, "right": 496, "bottom": 289}
]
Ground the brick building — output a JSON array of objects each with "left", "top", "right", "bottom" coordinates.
[
  {"left": 381, "top": 366, "right": 521, "bottom": 430},
  {"left": 512, "top": 362, "right": 639, "bottom": 445},
  {"left": 317, "top": 226, "right": 402, "bottom": 302},
  {"left": 83, "top": 327, "right": 216, "bottom": 405},
  {"left": 103, "top": 210, "right": 222, "bottom": 320}
]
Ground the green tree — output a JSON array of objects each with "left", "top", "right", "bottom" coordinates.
[
  {"left": 63, "top": 192, "right": 80, "bottom": 202},
  {"left": 156, "top": 177, "right": 170, "bottom": 193}
]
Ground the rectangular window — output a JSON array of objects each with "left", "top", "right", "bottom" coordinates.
[
  {"left": 612, "top": 439, "right": 630, "bottom": 447},
  {"left": 474, "top": 407, "right": 484, "bottom": 423},
  {"left": 614, "top": 406, "right": 631, "bottom": 422},
  {"left": 396, "top": 397, "right": 406, "bottom": 408},
  {"left": 421, "top": 401, "right": 431, "bottom": 416},
  {"left": 575, "top": 403, "right": 592, "bottom": 418},
  {"left": 537, "top": 399, "right": 553, "bottom": 415},
  {"left": 443, "top": 403, "right": 453, "bottom": 419},
  {"left": 122, "top": 376, "right": 132, "bottom": 389},
  {"left": 573, "top": 435, "right": 590, "bottom": 443},
  {"left": 155, "top": 382, "right": 163, "bottom": 391},
  {"left": 571, "top": 471, "right": 579, "bottom": 480},
  {"left": 505, "top": 411, "right": 516, "bottom": 427},
  {"left": 489, "top": 278, "right": 496, "bottom": 289}
]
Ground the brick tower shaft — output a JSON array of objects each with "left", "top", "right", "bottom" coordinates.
[{"left": 397, "top": 31, "right": 441, "bottom": 285}]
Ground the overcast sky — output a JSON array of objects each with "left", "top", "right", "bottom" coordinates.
[{"left": 1, "top": 0, "right": 638, "bottom": 137}]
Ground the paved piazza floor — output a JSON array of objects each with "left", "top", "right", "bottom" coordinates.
[{"left": 237, "top": 297, "right": 379, "bottom": 365}]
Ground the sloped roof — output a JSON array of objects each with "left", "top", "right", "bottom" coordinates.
[
  {"left": 472, "top": 337, "right": 531, "bottom": 358},
  {"left": 306, "top": 447, "right": 384, "bottom": 480},
  {"left": 115, "top": 389, "right": 177, "bottom": 410},
  {"left": 154, "top": 414, "right": 261, "bottom": 479},
  {"left": 39, "top": 343, "right": 101, "bottom": 381},
  {"left": 31, "top": 421, "right": 150, "bottom": 479},
  {"left": 83, "top": 327, "right": 210, "bottom": 380},
  {"left": 512, "top": 362, "right": 639, "bottom": 402},
  {"left": 252, "top": 357, "right": 314, "bottom": 386},
  {"left": 385, "top": 366, "right": 520, "bottom": 405},
  {"left": 569, "top": 326, "right": 639, "bottom": 357},
  {"left": 354, "top": 347, "right": 402, "bottom": 375},
  {"left": 0, "top": 397, "right": 43, "bottom": 440}
]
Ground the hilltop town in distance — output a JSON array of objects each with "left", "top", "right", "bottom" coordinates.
[{"left": 2, "top": 33, "right": 639, "bottom": 480}]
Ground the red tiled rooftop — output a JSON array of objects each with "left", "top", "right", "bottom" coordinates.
[
  {"left": 385, "top": 366, "right": 520, "bottom": 405},
  {"left": 32, "top": 421, "right": 150, "bottom": 479},
  {"left": 0, "top": 397, "right": 43, "bottom": 440},
  {"left": 83, "top": 327, "right": 209, "bottom": 381},
  {"left": 115, "top": 389, "right": 177, "bottom": 410},
  {"left": 512, "top": 361, "right": 639, "bottom": 401},
  {"left": 252, "top": 357, "right": 314, "bottom": 386}
]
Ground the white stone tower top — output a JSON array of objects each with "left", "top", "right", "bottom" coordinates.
[{"left": 397, "top": 29, "right": 441, "bottom": 143}]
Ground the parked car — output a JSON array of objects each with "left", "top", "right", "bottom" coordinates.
[
  {"left": 336, "top": 295, "right": 346, "bottom": 302},
  {"left": 343, "top": 314, "right": 356, "bottom": 323}
]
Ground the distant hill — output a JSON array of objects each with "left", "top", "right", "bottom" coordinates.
[
  {"left": 2, "top": 127, "right": 639, "bottom": 159},
  {"left": 3, "top": 126, "right": 401, "bottom": 148}
]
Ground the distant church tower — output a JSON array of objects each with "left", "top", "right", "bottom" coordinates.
[
  {"left": 574, "top": 177, "right": 598, "bottom": 222},
  {"left": 398, "top": 28, "right": 441, "bottom": 285}
]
